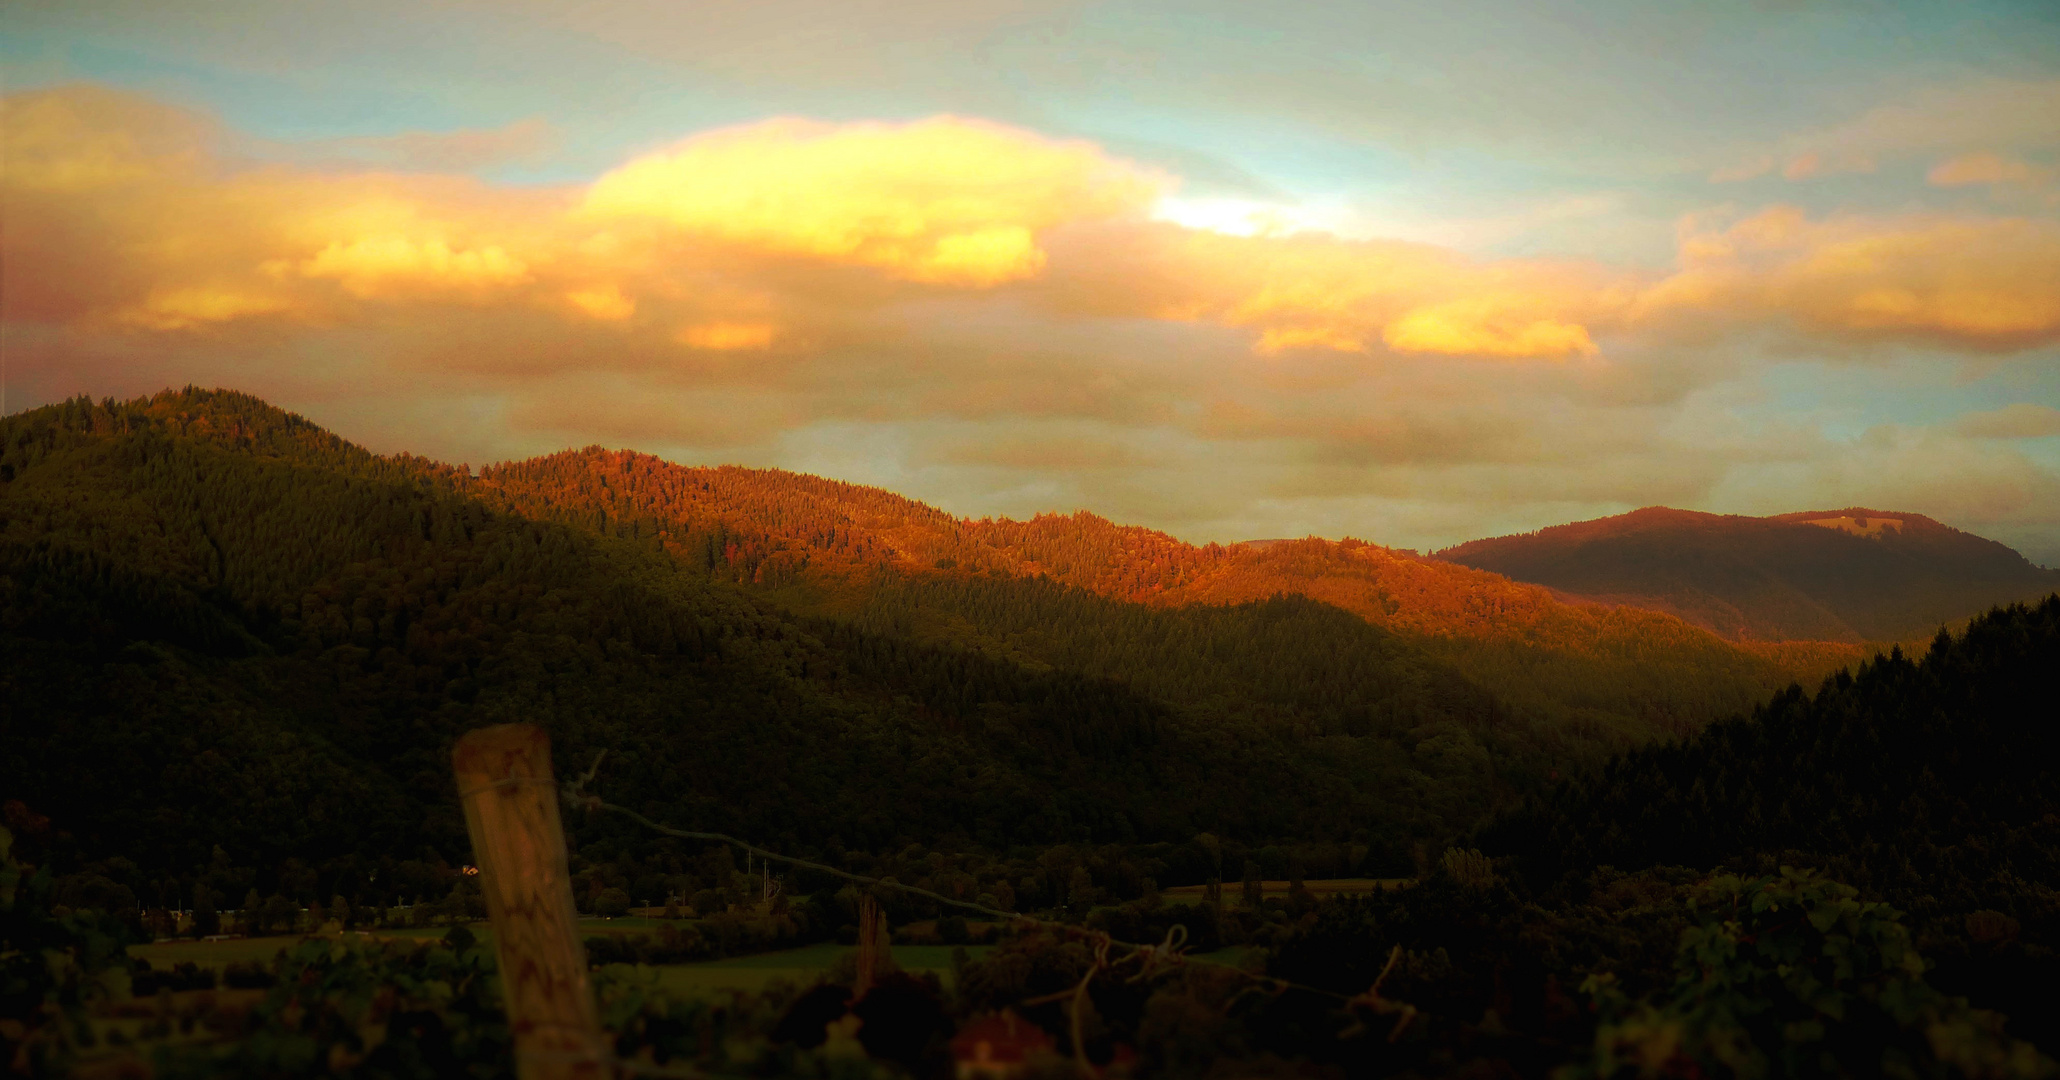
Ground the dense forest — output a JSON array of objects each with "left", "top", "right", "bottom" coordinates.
[
  {"left": 0, "top": 393, "right": 1422, "bottom": 890},
  {"left": 0, "top": 393, "right": 1604, "bottom": 908},
  {"left": 2, "top": 390, "right": 1861, "bottom": 904},
  {"left": 7, "top": 390, "right": 2059, "bottom": 1077}
]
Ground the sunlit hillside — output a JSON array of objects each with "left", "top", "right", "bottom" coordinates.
[{"left": 477, "top": 446, "right": 1865, "bottom": 739}]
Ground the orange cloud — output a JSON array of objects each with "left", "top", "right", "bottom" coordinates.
[
  {"left": 1641, "top": 206, "right": 2060, "bottom": 350},
  {"left": 1713, "top": 78, "right": 2060, "bottom": 185},
  {"left": 298, "top": 236, "right": 532, "bottom": 297},
  {"left": 1049, "top": 224, "right": 1614, "bottom": 360},
  {"left": 1927, "top": 152, "right": 2054, "bottom": 196},
  {"left": 565, "top": 283, "right": 636, "bottom": 320},
  {"left": 1382, "top": 302, "right": 1597, "bottom": 359},
  {"left": 1, "top": 86, "right": 570, "bottom": 332},
  {"left": 1930, "top": 152, "right": 2038, "bottom": 187},
  {"left": 678, "top": 322, "right": 777, "bottom": 350},
  {"left": 581, "top": 116, "right": 1166, "bottom": 286}
]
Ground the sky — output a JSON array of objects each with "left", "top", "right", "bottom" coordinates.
[{"left": 5, "top": 0, "right": 2060, "bottom": 562}]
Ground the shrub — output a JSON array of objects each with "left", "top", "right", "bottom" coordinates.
[{"left": 1570, "top": 868, "right": 2054, "bottom": 1078}]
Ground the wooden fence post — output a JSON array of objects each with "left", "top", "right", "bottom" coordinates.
[
  {"left": 854, "top": 894, "right": 881, "bottom": 998},
  {"left": 453, "top": 724, "right": 610, "bottom": 1080}
]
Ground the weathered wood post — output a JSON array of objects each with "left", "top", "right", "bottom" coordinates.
[
  {"left": 453, "top": 724, "right": 610, "bottom": 1080},
  {"left": 854, "top": 894, "right": 881, "bottom": 998}
]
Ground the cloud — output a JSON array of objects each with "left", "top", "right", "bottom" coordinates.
[
  {"left": 1714, "top": 422, "right": 2060, "bottom": 544},
  {"left": 1950, "top": 403, "right": 2060, "bottom": 440},
  {"left": 1714, "top": 78, "right": 2060, "bottom": 182},
  {"left": 1929, "top": 152, "right": 2043, "bottom": 188},
  {"left": 2, "top": 85, "right": 1630, "bottom": 367},
  {"left": 298, "top": 236, "right": 532, "bottom": 297},
  {"left": 1927, "top": 152, "right": 2057, "bottom": 205},
  {"left": 581, "top": 116, "right": 1167, "bottom": 286},
  {"left": 1639, "top": 206, "right": 2060, "bottom": 350},
  {"left": 0, "top": 83, "right": 219, "bottom": 194},
  {"left": 21, "top": 83, "right": 2054, "bottom": 375},
  {"left": 678, "top": 322, "right": 777, "bottom": 350},
  {"left": 1043, "top": 224, "right": 1617, "bottom": 360}
]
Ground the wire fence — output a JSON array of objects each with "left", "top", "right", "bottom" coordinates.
[{"left": 562, "top": 750, "right": 1420, "bottom": 1077}]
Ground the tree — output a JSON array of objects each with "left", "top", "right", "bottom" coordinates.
[
  {"left": 192, "top": 885, "right": 219, "bottom": 938},
  {"left": 1570, "top": 869, "right": 2051, "bottom": 1078},
  {"left": 261, "top": 894, "right": 299, "bottom": 935}
]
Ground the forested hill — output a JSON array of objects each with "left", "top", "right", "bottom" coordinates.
[
  {"left": 476, "top": 447, "right": 1781, "bottom": 647},
  {"left": 1484, "top": 596, "right": 2060, "bottom": 1038},
  {"left": 0, "top": 388, "right": 1803, "bottom": 903},
  {"left": 1437, "top": 505, "right": 2059, "bottom": 642},
  {"left": 476, "top": 446, "right": 1859, "bottom": 739}
]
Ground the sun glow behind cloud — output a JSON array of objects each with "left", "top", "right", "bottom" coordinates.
[{"left": 1150, "top": 196, "right": 1347, "bottom": 238}]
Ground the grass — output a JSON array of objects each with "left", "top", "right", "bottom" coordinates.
[
  {"left": 132, "top": 927, "right": 995, "bottom": 999},
  {"left": 638, "top": 943, "right": 994, "bottom": 995},
  {"left": 131, "top": 935, "right": 307, "bottom": 970},
  {"left": 132, "top": 916, "right": 751, "bottom": 972}
]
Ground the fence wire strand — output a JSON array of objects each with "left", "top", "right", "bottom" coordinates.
[{"left": 562, "top": 755, "right": 1363, "bottom": 1009}]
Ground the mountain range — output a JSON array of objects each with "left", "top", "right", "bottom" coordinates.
[
  {"left": 1438, "top": 506, "right": 2060, "bottom": 642},
  {"left": 3, "top": 389, "right": 2053, "bottom": 889}
]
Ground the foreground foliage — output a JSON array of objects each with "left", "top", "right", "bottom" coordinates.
[{"left": 1490, "top": 596, "right": 2060, "bottom": 1045}]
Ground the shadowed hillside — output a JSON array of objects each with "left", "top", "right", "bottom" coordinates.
[
  {"left": 1437, "top": 505, "right": 2060, "bottom": 642},
  {"left": 1, "top": 389, "right": 1817, "bottom": 891}
]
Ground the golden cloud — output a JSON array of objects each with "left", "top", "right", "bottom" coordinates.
[
  {"left": 581, "top": 116, "right": 1167, "bottom": 286},
  {"left": 1640, "top": 206, "right": 2060, "bottom": 349},
  {"left": 678, "top": 322, "right": 777, "bottom": 350},
  {"left": 298, "top": 236, "right": 532, "bottom": 297},
  {"left": 1382, "top": 302, "right": 1597, "bottom": 358},
  {"left": 6, "top": 83, "right": 2055, "bottom": 378},
  {"left": 1048, "top": 224, "right": 1613, "bottom": 360}
]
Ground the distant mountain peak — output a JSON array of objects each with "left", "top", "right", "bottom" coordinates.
[{"left": 1440, "top": 506, "right": 2057, "bottom": 642}]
